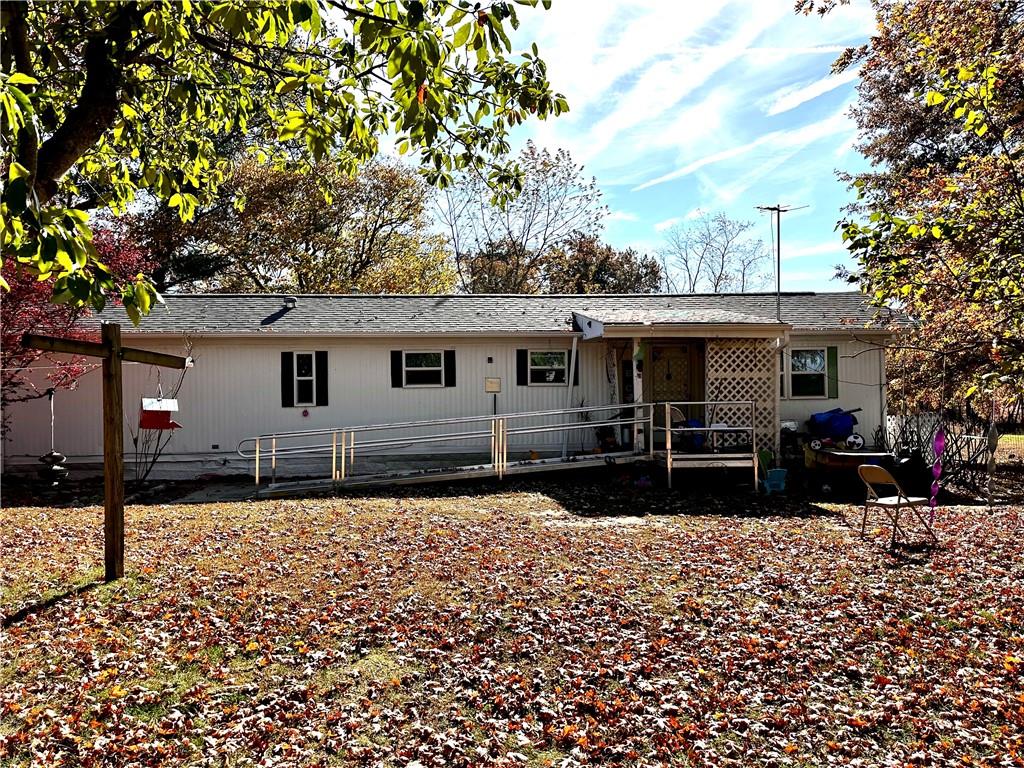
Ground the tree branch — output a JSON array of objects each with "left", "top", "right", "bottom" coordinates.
[{"left": 33, "top": 5, "right": 140, "bottom": 203}]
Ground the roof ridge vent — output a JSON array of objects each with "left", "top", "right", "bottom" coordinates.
[{"left": 283, "top": 296, "right": 297, "bottom": 309}]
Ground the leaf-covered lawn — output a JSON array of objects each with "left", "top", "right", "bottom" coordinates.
[{"left": 2, "top": 484, "right": 1022, "bottom": 767}]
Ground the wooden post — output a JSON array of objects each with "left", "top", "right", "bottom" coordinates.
[
  {"left": 101, "top": 323, "right": 124, "bottom": 582},
  {"left": 665, "top": 403, "right": 673, "bottom": 489},
  {"left": 632, "top": 338, "right": 643, "bottom": 452},
  {"left": 23, "top": 325, "right": 189, "bottom": 582},
  {"left": 751, "top": 401, "right": 758, "bottom": 491}
]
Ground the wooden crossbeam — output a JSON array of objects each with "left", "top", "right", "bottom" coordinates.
[
  {"left": 22, "top": 333, "right": 189, "bottom": 369},
  {"left": 22, "top": 334, "right": 108, "bottom": 358},
  {"left": 22, "top": 324, "right": 191, "bottom": 582}
]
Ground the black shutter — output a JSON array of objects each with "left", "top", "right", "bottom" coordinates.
[
  {"left": 391, "top": 350, "right": 403, "bottom": 388},
  {"left": 281, "top": 351, "right": 294, "bottom": 407},
  {"left": 516, "top": 349, "right": 528, "bottom": 386},
  {"left": 571, "top": 351, "right": 579, "bottom": 386},
  {"left": 443, "top": 349, "right": 456, "bottom": 388},
  {"left": 826, "top": 346, "right": 839, "bottom": 399},
  {"left": 315, "top": 350, "right": 328, "bottom": 406}
]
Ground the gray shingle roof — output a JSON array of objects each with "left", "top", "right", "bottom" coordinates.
[
  {"left": 576, "top": 308, "right": 782, "bottom": 325},
  {"left": 91, "top": 292, "right": 892, "bottom": 336}
]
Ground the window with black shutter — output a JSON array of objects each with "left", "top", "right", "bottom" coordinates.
[
  {"left": 517, "top": 349, "right": 580, "bottom": 386},
  {"left": 391, "top": 350, "right": 456, "bottom": 388}
]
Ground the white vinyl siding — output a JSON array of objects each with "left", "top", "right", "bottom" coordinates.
[
  {"left": 779, "top": 335, "right": 887, "bottom": 446},
  {"left": 2, "top": 337, "right": 612, "bottom": 467}
]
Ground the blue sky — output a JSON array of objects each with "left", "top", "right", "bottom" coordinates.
[{"left": 506, "top": 0, "right": 877, "bottom": 291}]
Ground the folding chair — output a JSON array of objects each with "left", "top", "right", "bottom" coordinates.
[{"left": 857, "top": 464, "right": 938, "bottom": 548}]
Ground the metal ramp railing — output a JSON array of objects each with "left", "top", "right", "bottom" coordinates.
[{"left": 237, "top": 403, "right": 655, "bottom": 493}]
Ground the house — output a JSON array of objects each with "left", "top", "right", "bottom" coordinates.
[{"left": 2, "top": 292, "right": 894, "bottom": 483}]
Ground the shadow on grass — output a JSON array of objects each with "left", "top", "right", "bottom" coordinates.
[
  {"left": 2, "top": 581, "right": 102, "bottom": 629},
  {"left": 314, "top": 463, "right": 843, "bottom": 521}
]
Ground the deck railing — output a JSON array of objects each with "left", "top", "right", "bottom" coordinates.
[
  {"left": 653, "top": 401, "right": 758, "bottom": 489},
  {"left": 237, "top": 403, "right": 655, "bottom": 489}
]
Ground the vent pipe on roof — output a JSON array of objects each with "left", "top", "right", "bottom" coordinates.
[{"left": 283, "top": 296, "right": 297, "bottom": 309}]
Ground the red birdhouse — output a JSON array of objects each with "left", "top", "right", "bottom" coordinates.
[{"left": 139, "top": 398, "right": 182, "bottom": 430}]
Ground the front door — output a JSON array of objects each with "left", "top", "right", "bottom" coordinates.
[{"left": 649, "top": 344, "right": 693, "bottom": 448}]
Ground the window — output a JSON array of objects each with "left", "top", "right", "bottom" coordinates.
[
  {"left": 529, "top": 350, "right": 567, "bottom": 385},
  {"left": 281, "top": 350, "right": 327, "bottom": 408},
  {"left": 779, "top": 351, "right": 786, "bottom": 398},
  {"left": 294, "top": 351, "right": 316, "bottom": 405},
  {"left": 404, "top": 351, "right": 444, "bottom": 387},
  {"left": 391, "top": 350, "right": 455, "bottom": 388},
  {"left": 789, "top": 348, "right": 827, "bottom": 398}
]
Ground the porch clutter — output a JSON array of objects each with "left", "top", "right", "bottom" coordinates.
[
  {"left": 806, "top": 406, "right": 864, "bottom": 451},
  {"left": 758, "top": 449, "right": 788, "bottom": 495}
]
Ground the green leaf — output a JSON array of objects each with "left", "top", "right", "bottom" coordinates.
[
  {"left": 453, "top": 22, "right": 472, "bottom": 48},
  {"left": 5, "top": 72, "right": 39, "bottom": 86},
  {"left": 4, "top": 177, "right": 27, "bottom": 213},
  {"left": 275, "top": 77, "right": 303, "bottom": 95},
  {"left": 9, "top": 162, "right": 30, "bottom": 181}
]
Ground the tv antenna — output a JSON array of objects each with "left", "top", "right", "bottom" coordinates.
[{"left": 756, "top": 203, "right": 808, "bottom": 322}]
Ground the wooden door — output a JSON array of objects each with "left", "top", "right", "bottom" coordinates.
[{"left": 650, "top": 345, "right": 692, "bottom": 448}]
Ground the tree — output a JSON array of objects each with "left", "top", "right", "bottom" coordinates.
[
  {"left": 545, "top": 232, "right": 662, "bottom": 294},
  {"left": 819, "top": 0, "right": 1024, "bottom": 401},
  {"left": 139, "top": 159, "right": 455, "bottom": 294},
  {"left": 660, "top": 212, "right": 770, "bottom": 293},
  {"left": 0, "top": 1, "right": 565, "bottom": 318},
  {"left": 119, "top": 203, "right": 233, "bottom": 294},
  {"left": 438, "top": 141, "right": 606, "bottom": 292},
  {"left": 1, "top": 226, "right": 151, "bottom": 431}
]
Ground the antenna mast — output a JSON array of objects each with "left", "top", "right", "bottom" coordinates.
[{"left": 756, "top": 203, "right": 808, "bottom": 322}]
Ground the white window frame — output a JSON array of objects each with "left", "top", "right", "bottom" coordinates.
[
  {"left": 528, "top": 349, "right": 568, "bottom": 386},
  {"left": 788, "top": 347, "right": 828, "bottom": 399},
  {"left": 403, "top": 350, "right": 445, "bottom": 388},
  {"left": 293, "top": 350, "right": 317, "bottom": 406},
  {"left": 779, "top": 350, "right": 786, "bottom": 399}
]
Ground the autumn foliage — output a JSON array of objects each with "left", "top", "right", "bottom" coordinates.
[
  {"left": 0, "top": 228, "right": 152, "bottom": 418},
  {"left": 2, "top": 484, "right": 1021, "bottom": 766},
  {"left": 833, "top": 0, "right": 1024, "bottom": 402}
]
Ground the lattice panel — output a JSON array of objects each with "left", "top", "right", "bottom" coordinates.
[{"left": 705, "top": 338, "right": 778, "bottom": 454}]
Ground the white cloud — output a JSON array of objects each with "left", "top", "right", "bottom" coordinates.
[
  {"left": 783, "top": 241, "right": 847, "bottom": 261},
  {"left": 499, "top": 0, "right": 875, "bottom": 291},
  {"left": 512, "top": 0, "right": 789, "bottom": 175},
  {"left": 764, "top": 67, "right": 860, "bottom": 116},
  {"left": 631, "top": 105, "right": 852, "bottom": 192}
]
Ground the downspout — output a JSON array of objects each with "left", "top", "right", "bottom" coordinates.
[{"left": 561, "top": 335, "right": 579, "bottom": 459}]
